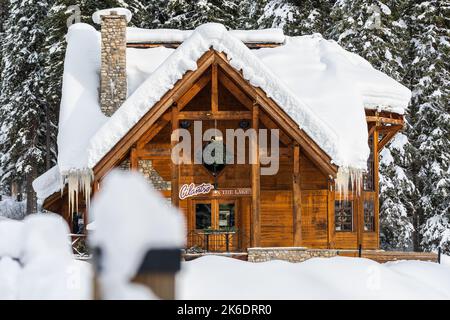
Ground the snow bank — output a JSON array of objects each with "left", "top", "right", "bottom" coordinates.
[
  {"left": 89, "top": 170, "right": 184, "bottom": 282},
  {"left": 92, "top": 8, "right": 132, "bottom": 24},
  {"left": 0, "top": 214, "right": 92, "bottom": 299},
  {"left": 127, "top": 27, "right": 285, "bottom": 44},
  {"left": 32, "top": 165, "right": 62, "bottom": 200},
  {"left": 177, "top": 256, "right": 450, "bottom": 299},
  {"left": 0, "top": 257, "right": 21, "bottom": 299},
  {"left": 0, "top": 219, "right": 24, "bottom": 258},
  {"left": 21, "top": 214, "right": 72, "bottom": 265}
]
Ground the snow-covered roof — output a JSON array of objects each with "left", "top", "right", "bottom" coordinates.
[
  {"left": 34, "top": 22, "right": 411, "bottom": 199},
  {"left": 126, "top": 27, "right": 286, "bottom": 44},
  {"left": 32, "top": 165, "right": 62, "bottom": 200}
]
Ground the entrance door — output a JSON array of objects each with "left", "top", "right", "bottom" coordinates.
[{"left": 190, "top": 199, "right": 238, "bottom": 252}]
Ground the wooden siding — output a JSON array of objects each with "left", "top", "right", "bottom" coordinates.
[
  {"left": 260, "top": 190, "right": 293, "bottom": 247},
  {"left": 300, "top": 190, "right": 329, "bottom": 248}
]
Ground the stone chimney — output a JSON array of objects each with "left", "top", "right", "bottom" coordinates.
[{"left": 93, "top": 8, "right": 132, "bottom": 116}]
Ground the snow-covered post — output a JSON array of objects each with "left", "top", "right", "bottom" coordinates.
[
  {"left": 92, "top": 8, "right": 131, "bottom": 117},
  {"left": 132, "top": 248, "right": 181, "bottom": 300},
  {"left": 89, "top": 170, "right": 185, "bottom": 300}
]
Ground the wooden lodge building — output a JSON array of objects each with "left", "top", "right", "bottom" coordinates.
[{"left": 33, "top": 9, "right": 411, "bottom": 253}]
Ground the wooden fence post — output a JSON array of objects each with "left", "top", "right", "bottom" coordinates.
[{"left": 132, "top": 248, "right": 182, "bottom": 300}]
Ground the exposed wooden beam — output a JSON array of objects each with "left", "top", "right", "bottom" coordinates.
[
  {"left": 368, "top": 123, "right": 376, "bottom": 137},
  {"left": 292, "top": 144, "right": 302, "bottom": 246},
  {"left": 218, "top": 69, "right": 253, "bottom": 109},
  {"left": 177, "top": 70, "right": 211, "bottom": 110},
  {"left": 126, "top": 42, "right": 282, "bottom": 49},
  {"left": 211, "top": 63, "right": 219, "bottom": 113},
  {"left": 219, "top": 69, "right": 292, "bottom": 146},
  {"left": 130, "top": 146, "right": 138, "bottom": 170},
  {"left": 373, "top": 128, "right": 380, "bottom": 247},
  {"left": 137, "top": 149, "right": 172, "bottom": 158},
  {"left": 251, "top": 104, "right": 261, "bottom": 247},
  {"left": 137, "top": 113, "right": 171, "bottom": 149},
  {"left": 178, "top": 111, "right": 251, "bottom": 120},
  {"left": 259, "top": 112, "right": 291, "bottom": 146},
  {"left": 378, "top": 125, "right": 403, "bottom": 151},
  {"left": 366, "top": 116, "right": 404, "bottom": 126},
  {"left": 171, "top": 104, "right": 179, "bottom": 207}
]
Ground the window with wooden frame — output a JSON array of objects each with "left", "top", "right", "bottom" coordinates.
[
  {"left": 335, "top": 200, "right": 353, "bottom": 232},
  {"left": 363, "top": 200, "right": 375, "bottom": 232},
  {"left": 363, "top": 135, "right": 374, "bottom": 191}
]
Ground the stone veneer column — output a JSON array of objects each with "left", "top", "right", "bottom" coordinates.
[{"left": 99, "top": 11, "right": 128, "bottom": 116}]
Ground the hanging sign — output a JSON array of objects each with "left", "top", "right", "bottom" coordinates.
[{"left": 179, "top": 183, "right": 214, "bottom": 200}]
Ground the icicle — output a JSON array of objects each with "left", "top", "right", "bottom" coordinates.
[
  {"left": 335, "top": 167, "right": 364, "bottom": 199},
  {"left": 61, "top": 168, "right": 94, "bottom": 219}
]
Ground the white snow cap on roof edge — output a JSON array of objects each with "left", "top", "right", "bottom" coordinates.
[
  {"left": 92, "top": 8, "right": 132, "bottom": 24},
  {"left": 32, "top": 165, "right": 62, "bottom": 200},
  {"left": 126, "top": 27, "right": 285, "bottom": 44}
]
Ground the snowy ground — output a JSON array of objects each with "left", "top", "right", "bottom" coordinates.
[
  {"left": 177, "top": 255, "right": 450, "bottom": 300},
  {"left": 2, "top": 254, "right": 450, "bottom": 299}
]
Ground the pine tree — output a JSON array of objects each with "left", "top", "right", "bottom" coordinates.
[
  {"left": 379, "top": 133, "right": 415, "bottom": 250},
  {"left": 0, "top": 0, "right": 51, "bottom": 213},
  {"left": 0, "top": 0, "right": 10, "bottom": 195},
  {"left": 164, "top": 0, "right": 240, "bottom": 29},
  {"left": 408, "top": 0, "right": 450, "bottom": 253},
  {"left": 126, "top": 0, "right": 166, "bottom": 28},
  {"left": 254, "top": 0, "right": 333, "bottom": 36}
]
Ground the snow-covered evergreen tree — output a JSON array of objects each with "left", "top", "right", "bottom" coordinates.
[
  {"left": 254, "top": 0, "right": 333, "bottom": 35},
  {"left": 0, "top": 0, "right": 51, "bottom": 213},
  {"left": 0, "top": 0, "right": 10, "bottom": 195},
  {"left": 408, "top": 0, "right": 450, "bottom": 253},
  {"left": 164, "top": 0, "right": 240, "bottom": 29},
  {"left": 379, "top": 133, "right": 415, "bottom": 250}
]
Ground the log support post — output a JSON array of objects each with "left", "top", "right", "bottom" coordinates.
[
  {"left": 293, "top": 144, "right": 302, "bottom": 246},
  {"left": 130, "top": 145, "right": 138, "bottom": 170},
  {"left": 251, "top": 103, "right": 260, "bottom": 247},
  {"left": 373, "top": 127, "right": 380, "bottom": 247},
  {"left": 171, "top": 104, "right": 179, "bottom": 207}
]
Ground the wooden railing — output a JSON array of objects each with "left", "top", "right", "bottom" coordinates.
[{"left": 186, "top": 229, "right": 250, "bottom": 253}]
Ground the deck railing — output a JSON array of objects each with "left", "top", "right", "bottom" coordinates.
[{"left": 186, "top": 229, "right": 250, "bottom": 253}]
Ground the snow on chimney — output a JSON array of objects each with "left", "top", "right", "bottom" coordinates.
[{"left": 93, "top": 8, "right": 132, "bottom": 117}]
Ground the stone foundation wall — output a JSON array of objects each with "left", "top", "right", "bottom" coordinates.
[{"left": 247, "top": 247, "right": 338, "bottom": 263}]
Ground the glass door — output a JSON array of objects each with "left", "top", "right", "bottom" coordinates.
[{"left": 191, "top": 199, "right": 238, "bottom": 252}]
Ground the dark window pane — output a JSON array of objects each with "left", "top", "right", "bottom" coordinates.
[
  {"left": 218, "top": 203, "right": 235, "bottom": 229},
  {"left": 335, "top": 200, "right": 353, "bottom": 232},
  {"left": 195, "top": 203, "right": 212, "bottom": 229},
  {"left": 364, "top": 200, "right": 375, "bottom": 232},
  {"left": 363, "top": 135, "right": 375, "bottom": 191}
]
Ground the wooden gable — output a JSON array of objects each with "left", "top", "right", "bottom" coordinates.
[{"left": 93, "top": 50, "right": 338, "bottom": 183}]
